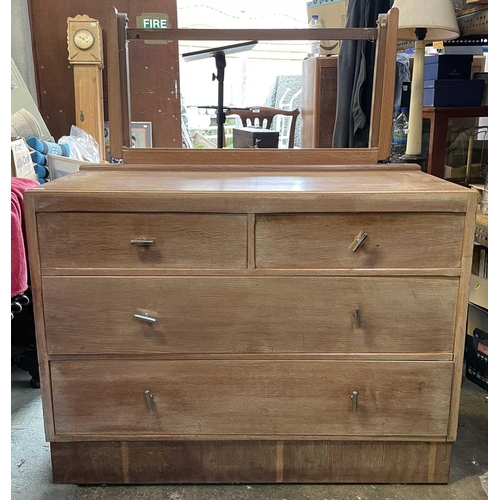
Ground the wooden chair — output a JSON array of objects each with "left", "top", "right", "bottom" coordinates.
[{"left": 226, "top": 106, "right": 300, "bottom": 148}]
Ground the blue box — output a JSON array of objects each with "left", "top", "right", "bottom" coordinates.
[
  {"left": 423, "top": 79, "right": 485, "bottom": 107},
  {"left": 424, "top": 54, "right": 473, "bottom": 80}
]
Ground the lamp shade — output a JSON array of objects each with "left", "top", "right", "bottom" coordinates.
[{"left": 392, "top": 0, "right": 460, "bottom": 41}]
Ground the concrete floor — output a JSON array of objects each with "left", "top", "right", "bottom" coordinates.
[{"left": 12, "top": 366, "right": 488, "bottom": 500}]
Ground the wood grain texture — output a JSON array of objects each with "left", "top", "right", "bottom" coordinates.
[
  {"left": 247, "top": 214, "right": 256, "bottom": 269},
  {"left": 368, "top": 13, "right": 387, "bottom": 149},
  {"left": 52, "top": 440, "right": 277, "bottom": 484},
  {"left": 29, "top": 168, "right": 470, "bottom": 194},
  {"left": 23, "top": 193, "right": 55, "bottom": 440},
  {"left": 256, "top": 213, "right": 464, "bottom": 269},
  {"left": 48, "top": 353, "right": 454, "bottom": 362},
  {"left": 51, "top": 360, "right": 452, "bottom": 437},
  {"left": 42, "top": 277, "right": 458, "bottom": 355},
  {"left": 301, "top": 57, "right": 338, "bottom": 148},
  {"left": 28, "top": 168, "right": 470, "bottom": 214},
  {"left": 121, "top": 148, "right": 380, "bottom": 165},
  {"left": 282, "top": 441, "right": 451, "bottom": 483},
  {"left": 73, "top": 65, "right": 105, "bottom": 160},
  {"left": 79, "top": 163, "right": 421, "bottom": 172},
  {"left": 33, "top": 193, "right": 468, "bottom": 214},
  {"left": 37, "top": 213, "right": 247, "bottom": 270},
  {"left": 40, "top": 268, "right": 462, "bottom": 277},
  {"left": 51, "top": 440, "right": 450, "bottom": 484},
  {"left": 448, "top": 192, "right": 478, "bottom": 441},
  {"left": 50, "top": 433, "right": 449, "bottom": 443},
  {"left": 377, "top": 9, "right": 399, "bottom": 160}
]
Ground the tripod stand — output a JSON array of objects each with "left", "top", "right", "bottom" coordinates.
[{"left": 183, "top": 41, "right": 258, "bottom": 148}]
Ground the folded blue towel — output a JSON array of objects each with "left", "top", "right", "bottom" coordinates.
[
  {"left": 30, "top": 151, "right": 47, "bottom": 166},
  {"left": 34, "top": 164, "right": 50, "bottom": 184},
  {"left": 26, "top": 136, "right": 69, "bottom": 157}
]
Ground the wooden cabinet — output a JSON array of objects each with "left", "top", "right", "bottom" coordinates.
[
  {"left": 25, "top": 164, "right": 476, "bottom": 484},
  {"left": 301, "top": 57, "right": 338, "bottom": 148}
]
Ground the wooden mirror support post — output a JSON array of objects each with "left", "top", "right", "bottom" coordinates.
[{"left": 67, "top": 15, "right": 106, "bottom": 161}]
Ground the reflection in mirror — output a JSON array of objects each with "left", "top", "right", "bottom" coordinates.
[
  {"left": 110, "top": 2, "right": 399, "bottom": 163},
  {"left": 173, "top": 0, "right": 392, "bottom": 151}
]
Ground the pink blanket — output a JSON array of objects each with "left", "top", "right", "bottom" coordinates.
[{"left": 11, "top": 178, "right": 39, "bottom": 297}]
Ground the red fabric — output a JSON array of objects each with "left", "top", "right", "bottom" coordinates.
[{"left": 11, "top": 178, "right": 39, "bottom": 297}]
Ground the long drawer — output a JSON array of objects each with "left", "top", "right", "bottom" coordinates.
[
  {"left": 37, "top": 213, "right": 247, "bottom": 270},
  {"left": 255, "top": 213, "right": 464, "bottom": 269},
  {"left": 43, "top": 277, "right": 458, "bottom": 355},
  {"left": 51, "top": 360, "right": 453, "bottom": 437}
]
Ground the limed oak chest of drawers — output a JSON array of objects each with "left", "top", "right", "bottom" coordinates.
[{"left": 25, "top": 164, "right": 476, "bottom": 484}]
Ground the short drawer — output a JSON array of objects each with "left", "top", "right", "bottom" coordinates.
[
  {"left": 255, "top": 213, "right": 464, "bottom": 269},
  {"left": 37, "top": 213, "right": 247, "bottom": 270},
  {"left": 51, "top": 360, "right": 453, "bottom": 437},
  {"left": 43, "top": 276, "right": 458, "bottom": 355}
]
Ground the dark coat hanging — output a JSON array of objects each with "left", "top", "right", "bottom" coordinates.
[{"left": 333, "top": 0, "right": 393, "bottom": 148}]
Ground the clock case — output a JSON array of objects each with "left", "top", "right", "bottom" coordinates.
[{"left": 67, "top": 15, "right": 103, "bottom": 67}]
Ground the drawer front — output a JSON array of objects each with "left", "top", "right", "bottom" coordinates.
[
  {"left": 51, "top": 360, "right": 453, "bottom": 437},
  {"left": 255, "top": 214, "right": 464, "bottom": 269},
  {"left": 37, "top": 213, "right": 247, "bottom": 269},
  {"left": 43, "top": 277, "right": 458, "bottom": 355}
]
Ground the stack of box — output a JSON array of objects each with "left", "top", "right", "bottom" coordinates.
[{"left": 423, "top": 54, "right": 485, "bottom": 107}]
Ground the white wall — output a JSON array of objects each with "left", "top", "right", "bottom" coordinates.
[{"left": 11, "top": 0, "right": 37, "bottom": 100}]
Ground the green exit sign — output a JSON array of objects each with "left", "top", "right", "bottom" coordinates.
[
  {"left": 137, "top": 13, "right": 172, "bottom": 43},
  {"left": 142, "top": 18, "right": 169, "bottom": 29}
]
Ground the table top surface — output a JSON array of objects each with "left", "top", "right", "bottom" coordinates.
[{"left": 30, "top": 164, "right": 471, "bottom": 195}]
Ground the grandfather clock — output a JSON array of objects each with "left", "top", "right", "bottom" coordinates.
[{"left": 67, "top": 15, "right": 105, "bottom": 161}]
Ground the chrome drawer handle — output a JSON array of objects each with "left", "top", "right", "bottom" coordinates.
[
  {"left": 351, "top": 391, "right": 358, "bottom": 412},
  {"left": 131, "top": 238, "right": 154, "bottom": 246},
  {"left": 353, "top": 308, "right": 361, "bottom": 329},
  {"left": 351, "top": 232, "right": 368, "bottom": 252},
  {"left": 134, "top": 313, "right": 156, "bottom": 324},
  {"left": 145, "top": 390, "right": 154, "bottom": 412}
]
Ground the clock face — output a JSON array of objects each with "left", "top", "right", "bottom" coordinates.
[{"left": 73, "top": 29, "right": 94, "bottom": 50}]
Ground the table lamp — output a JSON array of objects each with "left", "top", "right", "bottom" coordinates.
[{"left": 392, "top": 0, "right": 460, "bottom": 161}]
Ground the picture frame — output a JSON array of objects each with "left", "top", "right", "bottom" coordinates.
[
  {"left": 131, "top": 122, "right": 153, "bottom": 148},
  {"left": 104, "top": 121, "right": 153, "bottom": 148}
]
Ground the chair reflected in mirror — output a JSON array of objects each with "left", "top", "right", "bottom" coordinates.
[{"left": 225, "top": 106, "right": 300, "bottom": 148}]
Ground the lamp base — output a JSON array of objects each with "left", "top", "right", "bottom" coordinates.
[{"left": 401, "top": 153, "right": 427, "bottom": 171}]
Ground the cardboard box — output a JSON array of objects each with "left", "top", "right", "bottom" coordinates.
[
  {"left": 423, "top": 79, "right": 484, "bottom": 107},
  {"left": 471, "top": 55, "right": 486, "bottom": 78},
  {"left": 444, "top": 164, "right": 482, "bottom": 180},
  {"left": 11, "top": 138, "right": 38, "bottom": 181},
  {"left": 306, "top": 0, "right": 347, "bottom": 56},
  {"left": 423, "top": 55, "right": 473, "bottom": 80},
  {"left": 233, "top": 128, "right": 279, "bottom": 148}
]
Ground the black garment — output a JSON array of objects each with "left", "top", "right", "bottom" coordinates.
[{"left": 333, "top": 0, "right": 393, "bottom": 148}]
